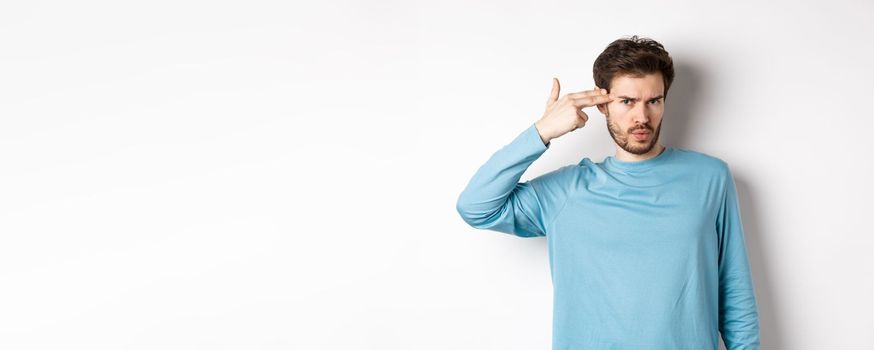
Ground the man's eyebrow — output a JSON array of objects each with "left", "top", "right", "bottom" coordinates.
[{"left": 616, "top": 95, "right": 664, "bottom": 101}]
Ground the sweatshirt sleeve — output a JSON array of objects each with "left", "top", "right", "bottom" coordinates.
[
  {"left": 455, "top": 123, "right": 573, "bottom": 238},
  {"left": 716, "top": 165, "right": 761, "bottom": 349}
]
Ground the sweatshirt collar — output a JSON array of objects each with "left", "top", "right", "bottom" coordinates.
[{"left": 603, "top": 146, "right": 674, "bottom": 171}]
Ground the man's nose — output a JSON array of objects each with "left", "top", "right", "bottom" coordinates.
[{"left": 632, "top": 104, "right": 650, "bottom": 125}]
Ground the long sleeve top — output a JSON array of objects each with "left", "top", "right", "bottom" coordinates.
[{"left": 456, "top": 123, "right": 760, "bottom": 350}]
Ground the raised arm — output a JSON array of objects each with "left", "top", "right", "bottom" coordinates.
[
  {"left": 456, "top": 78, "right": 612, "bottom": 238},
  {"left": 455, "top": 123, "right": 561, "bottom": 237}
]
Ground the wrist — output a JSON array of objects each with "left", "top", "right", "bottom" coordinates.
[{"left": 534, "top": 121, "right": 554, "bottom": 145}]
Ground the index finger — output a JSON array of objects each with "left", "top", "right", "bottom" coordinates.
[
  {"left": 571, "top": 94, "right": 614, "bottom": 107},
  {"left": 566, "top": 89, "right": 604, "bottom": 99}
]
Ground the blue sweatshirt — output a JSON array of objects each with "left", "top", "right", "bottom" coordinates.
[{"left": 456, "top": 123, "right": 760, "bottom": 350}]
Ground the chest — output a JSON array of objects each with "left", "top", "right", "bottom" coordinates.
[{"left": 548, "top": 181, "right": 720, "bottom": 255}]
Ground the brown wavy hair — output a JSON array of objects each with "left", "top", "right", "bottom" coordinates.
[{"left": 593, "top": 35, "right": 675, "bottom": 99}]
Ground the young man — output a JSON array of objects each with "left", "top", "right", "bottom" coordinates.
[{"left": 455, "top": 35, "right": 760, "bottom": 349}]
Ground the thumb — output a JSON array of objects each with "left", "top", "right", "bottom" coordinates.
[{"left": 547, "top": 77, "right": 560, "bottom": 105}]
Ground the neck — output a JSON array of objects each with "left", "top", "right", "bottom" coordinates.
[{"left": 614, "top": 143, "right": 665, "bottom": 162}]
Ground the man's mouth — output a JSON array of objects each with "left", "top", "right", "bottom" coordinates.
[{"left": 631, "top": 129, "right": 650, "bottom": 140}]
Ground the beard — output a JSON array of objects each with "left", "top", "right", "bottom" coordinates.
[{"left": 605, "top": 115, "right": 662, "bottom": 155}]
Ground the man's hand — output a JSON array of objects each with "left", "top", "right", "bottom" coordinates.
[{"left": 534, "top": 77, "right": 614, "bottom": 145}]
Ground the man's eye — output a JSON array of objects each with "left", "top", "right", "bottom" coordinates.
[
  {"left": 649, "top": 100, "right": 661, "bottom": 104},
  {"left": 621, "top": 99, "right": 632, "bottom": 104}
]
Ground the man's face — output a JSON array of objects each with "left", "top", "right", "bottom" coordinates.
[{"left": 596, "top": 72, "right": 665, "bottom": 155}]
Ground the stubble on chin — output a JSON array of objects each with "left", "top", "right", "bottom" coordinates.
[{"left": 606, "top": 117, "right": 660, "bottom": 156}]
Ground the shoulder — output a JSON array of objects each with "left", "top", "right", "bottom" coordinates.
[
  {"left": 525, "top": 162, "right": 597, "bottom": 197},
  {"left": 528, "top": 163, "right": 580, "bottom": 185},
  {"left": 669, "top": 147, "right": 732, "bottom": 177}
]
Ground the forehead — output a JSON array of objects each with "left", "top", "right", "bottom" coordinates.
[{"left": 610, "top": 72, "right": 664, "bottom": 95}]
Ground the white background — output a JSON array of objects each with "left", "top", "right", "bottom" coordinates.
[{"left": 1, "top": 1, "right": 872, "bottom": 349}]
